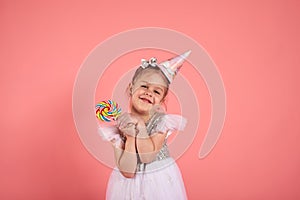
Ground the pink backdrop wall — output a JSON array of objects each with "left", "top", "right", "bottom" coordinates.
[{"left": 1, "top": 0, "right": 300, "bottom": 199}]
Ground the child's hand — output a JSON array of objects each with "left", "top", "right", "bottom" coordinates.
[{"left": 117, "top": 113, "right": 139, "bottom": 137}]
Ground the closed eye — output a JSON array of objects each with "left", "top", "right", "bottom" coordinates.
[
  {"left": 141, "top": 85, "right": 148, "bottom": 88},
  {"left": 154, "top": 90, "right": 161, "bottom": 95}
]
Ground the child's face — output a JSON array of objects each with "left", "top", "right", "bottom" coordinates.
[{"left": 130, "top": 70, "right": 167, "bottom": 116}]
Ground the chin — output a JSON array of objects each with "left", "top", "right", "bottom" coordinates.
[{"left": 132, "top": 103, "right": 152, "bottom": 114}]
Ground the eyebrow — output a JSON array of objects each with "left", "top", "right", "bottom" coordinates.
[
  {"left": 140, "top": 81, "right": 165, "bottom": 91},
  {"left": 154, "top": 87, "right": 164, "bottom": 91}
]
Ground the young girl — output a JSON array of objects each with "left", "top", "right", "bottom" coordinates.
[{"left": 99, "top": 50, "right": 191, "bottom": 200}]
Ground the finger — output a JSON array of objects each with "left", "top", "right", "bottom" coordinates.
[
  {"left": 118, "top": 116, "right": 129, "bottom": 128},
  {"left": 120, "top": 114, "right": 135, "bottom": 128},
  {"left": 123, "top": 126, "right": 136, "bottom": 137},
  {"left": 124, "top": 122, "right": 135, "bottom": 128},
  {"left": 116, "top": 113, "right": 128, "bottom": 127}
]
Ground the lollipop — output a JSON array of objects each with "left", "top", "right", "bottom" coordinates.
[{"left": 95, "top": 100, "right": 121, "bottom": 122}]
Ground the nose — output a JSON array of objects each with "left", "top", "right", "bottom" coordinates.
[{"left": 145, "top": 90, "right": 153, "bottom": 97}]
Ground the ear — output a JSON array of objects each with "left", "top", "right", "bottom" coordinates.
[
  {"left": 128, "top": 83, "right": 133, "bottom": 96},
  {"left": 160, "top": 93, "right": 168, "bottom": 106}
]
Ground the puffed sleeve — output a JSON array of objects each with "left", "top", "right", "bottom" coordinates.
[
  {"left": 152, "top": 114, "right": 187, "bottom": 138},
  {"left": 98, "top": 125, "right": 124, "bottom": 148}
]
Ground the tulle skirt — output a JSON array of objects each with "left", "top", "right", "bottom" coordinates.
[{"left": 106, "top": 157, "right": 187, "bottom": 200}]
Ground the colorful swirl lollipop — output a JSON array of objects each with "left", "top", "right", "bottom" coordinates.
[{"left": 95, "top": 100, "right": 121, "bottom": 122}]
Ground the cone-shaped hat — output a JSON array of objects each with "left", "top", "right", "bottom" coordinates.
[
  {"left": 140, "top": 50, "right": 191, "bottom": 83},
  {"left": 158, "top": 50, "right": 191, "bottom": 83}
]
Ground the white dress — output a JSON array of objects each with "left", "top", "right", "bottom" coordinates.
[{"left": 99, "top": 113, "right": 187, "bottom": 200}]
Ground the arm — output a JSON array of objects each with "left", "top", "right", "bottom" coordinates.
[
  {"left": 114, "top": 114, "right": 140, "bottom": 178},
  {"left": 135, "top": 122, "right": 167, "bottom": 163},
  {"left": 113, "top": 135, "right": 137, "bottom": 178}
]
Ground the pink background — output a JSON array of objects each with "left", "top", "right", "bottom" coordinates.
[{"left": 1, "top": 0, "right": 300, "bottom": 199}]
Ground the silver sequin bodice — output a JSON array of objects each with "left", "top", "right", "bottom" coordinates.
[{"left": 136, "top": 113, "right": 170, "bottom": 171}]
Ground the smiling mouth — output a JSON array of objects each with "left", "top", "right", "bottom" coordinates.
[{"left": 140, "top": 97, "right": 152, "bottom": 104}]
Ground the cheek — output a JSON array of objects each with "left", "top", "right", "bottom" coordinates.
[
  {"left": 154, "top": 96, "right": 164, "bottom": 104},
  {"left": 132, "top": 88, "right": 142, "bottom": 96},
  {"left": 132, "top": 90, "right": 144, "bottom": 102},
  {"left": 132, "top": 93, "right": 139, "bottom": 101}
]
